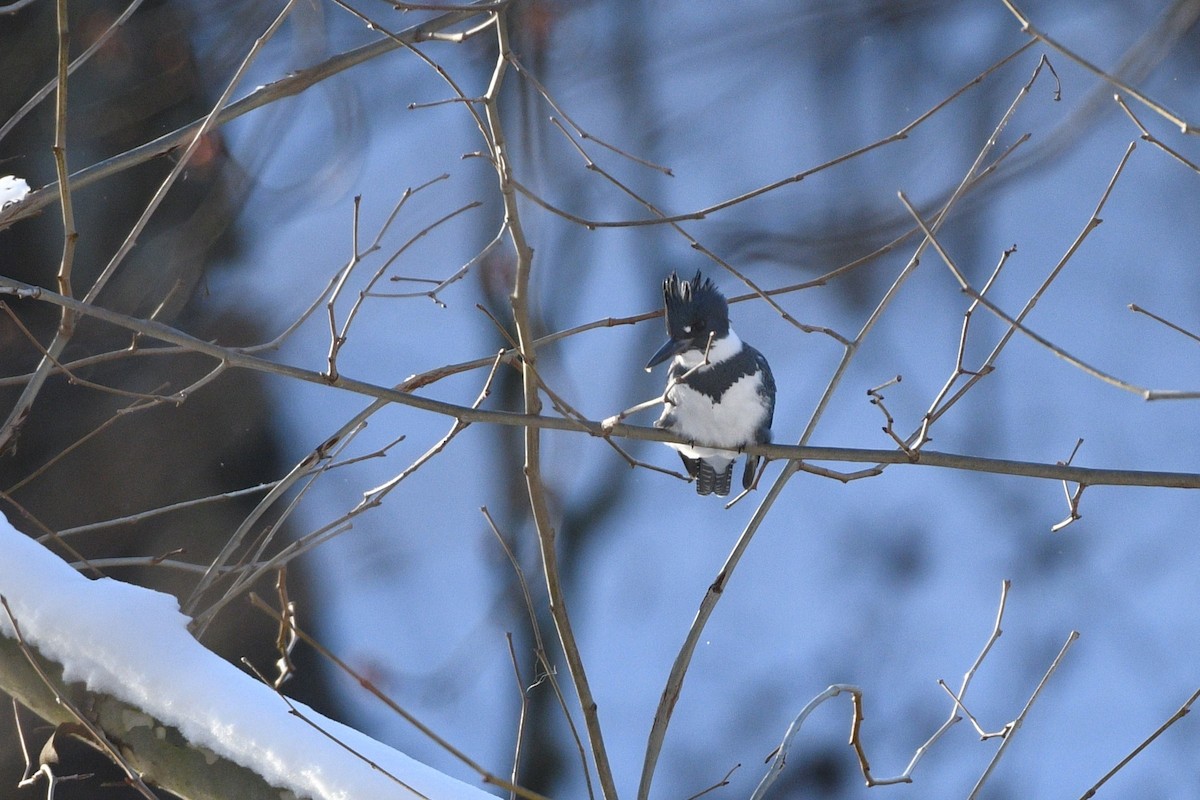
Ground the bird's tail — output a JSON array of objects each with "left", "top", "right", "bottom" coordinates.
[
  {"left": 742, "top": 455, "right": 760, "bottom": 491},
  {"left": 696, "top": 460, "right": 733, "bottom": 497}
]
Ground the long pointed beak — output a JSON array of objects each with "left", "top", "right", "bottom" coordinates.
[{"left": 645, "top": 338, "right": 689, "bottom": 371}]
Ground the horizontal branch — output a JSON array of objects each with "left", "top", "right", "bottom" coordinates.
[{"left": 2, "top": 275, "right": 1198, "bottom": 490}]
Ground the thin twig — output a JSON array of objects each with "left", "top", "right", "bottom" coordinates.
[
  {"left": 1079, "top": 687, "right": 1200, "bottom": 799},
  {"left": 5, "top": 383, "right": 169, "bottom": 496},
  {"left": 899, "top": 141, "right": 1143, "bottom": 399},
  {"left": 752, "top": 684, "right": 859, "bottom": 800},
  {"left": 186, "top": 422, "right": 361, "bottom": 622},
  {"left": 504, "top": 633, "right": 528, "bottom": 800},
  {"left": 508, "top": 54, "right": 674, "bottom": 176},
  {"left": 194, "top": 349, "right": 503, "bottom": 632},
  {"left": 12, "top": 698, "right": 36, "bottom": 787},
  {"left": 326, "top": 177, "right": 476, "bottom": 378},
  {"left": 911, "top": 245, "right": 1014, "bottom": 449},
  {"left": 384, "top": 226, "right": 507, "bottom": 305},
  {"left": 0, "top": 0, "right": 78, "bottom": 456},
  {"left": 516, "top": 42, "right": 1038, "bottom": 229},
  {"left": 1051, "top": 439, "right": 1087, "bottom": 533},
  {"left": 867, "top": 376, "right": 914, "bottom": 457},
  {"left": 752, "top": 582, "right": 1029, "bottom": 797},
  {"left": 52, "top": 482, "right": 278, "bottom": 539},
  {"left": 240, "top": 659, "right": 429, "bottom": 799},
  {"left": 1129, "top": 302, "right": 1200, "bottom": 345},
  {"left": 684, "top": 763, "right": 740, "bottom": 800}
]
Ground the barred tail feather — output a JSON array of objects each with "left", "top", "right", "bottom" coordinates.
[{"left": 696, "top": 460, "right": 734, "bottom": 497}]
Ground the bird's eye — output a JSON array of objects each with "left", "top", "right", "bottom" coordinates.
[{"left": 682, "top": 325, "right": 692, "bottom": 334}]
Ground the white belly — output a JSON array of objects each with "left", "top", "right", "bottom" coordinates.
[{"left": 660, "top": 375, "right": 769, "bottom": 458}]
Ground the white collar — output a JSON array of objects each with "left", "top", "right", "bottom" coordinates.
[{"left": 674, "top": 330, "right": 743, "bottom": 369}]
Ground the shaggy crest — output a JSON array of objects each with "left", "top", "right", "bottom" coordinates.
[{"left": 662, "top": 270, "right": 729, "bottom": 343}]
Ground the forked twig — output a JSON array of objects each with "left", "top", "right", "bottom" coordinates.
[
  {"left": 504, "top": 633, "right": 529, "bottom": 800},
  {"left": 911, "top": 245, "right": 1015, "bottom": 450},
  {"left": 0, "top": 6, "right": 489, "bottom": 231},
  {"left": 509, "top": 54, "right": 675, "bottom": 176},
  {"left": 966, "top": 631, "right": 1080, "bottom": 799},
  {"left": 683, "top": 763, "right": 741, "bottom": 800},
  {"left": 1114, "top": 94, "right": 1200, "bottom": 174},
  {"left": 357, "top": 347, "right": 504, "bottom": 507},
  {"left": 514, "top": 41, "right": 1039, "bottom": 230},
  {"left": 899, "top": 141, "right": 1149, "bottom": 400},
  {"left": 752, "top": 684, "right": 859, "bottom": 800},
  {"left": 866, "top": 376, "right": 914, "bottom": 457},
  {"left": 753, "top": 583, "right": 1014, "bottom": 796},
  {"left": 1052, "top": 438, "right": 1087, "bottom": 533},
  {"left": 198, "top": 348, "right": 506, "bottom": 632}
]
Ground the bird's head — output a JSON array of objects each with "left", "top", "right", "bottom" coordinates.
[{"left": 645, "top": 270, "right": 730, "bottom": 370}]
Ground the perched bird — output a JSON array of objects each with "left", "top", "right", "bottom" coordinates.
[{"left": 646, "top": 271, "right": 776, "bottom": 496}]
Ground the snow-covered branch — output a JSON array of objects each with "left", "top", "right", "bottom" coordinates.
[{"left": 0, "top": 514, "right": 494, "bottom": 800}]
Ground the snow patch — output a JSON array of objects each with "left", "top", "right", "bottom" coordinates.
[{"left": 0, "top": 175, "right": 30, "bottom": 209}]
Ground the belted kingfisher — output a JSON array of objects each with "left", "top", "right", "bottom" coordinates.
[{"left": 645, "top": 271, "right": 776, "bottom": 497}]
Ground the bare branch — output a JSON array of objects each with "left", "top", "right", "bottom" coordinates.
[
  {"left": 512, "top": 42, "right": 1038, "bottom": 229},
  {"left": 3, "top": 274, "right": 1199, "bottom": 493},
  {"left": 481, "top": 8, "right": 617, "bottom": 796},
  {"left": 0, "top": 0, "right": 145, "bottom": 144},
  {"left": 1115, "top": 94, "right": 1200, "bottom": 174}
]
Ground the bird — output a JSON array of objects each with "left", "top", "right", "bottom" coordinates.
[{"left": 645, "top": 270, "right": 776, "bottom": 497}]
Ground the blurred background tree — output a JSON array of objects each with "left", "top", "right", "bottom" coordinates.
[{"left": 0, "top": 3, "right": 335, "bottom": 796}]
